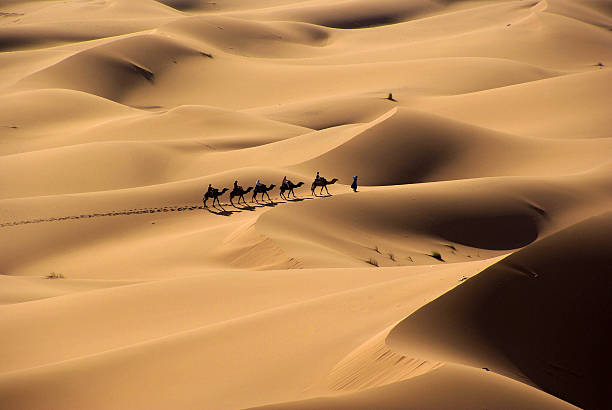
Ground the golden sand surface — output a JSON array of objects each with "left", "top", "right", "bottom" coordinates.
[{"left": 1, "top": 1, "right": 610, "bottom": 408}]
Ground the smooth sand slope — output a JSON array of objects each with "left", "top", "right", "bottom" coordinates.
[{"left": 1, "top": 0, "right": 610, "bottom": 409}]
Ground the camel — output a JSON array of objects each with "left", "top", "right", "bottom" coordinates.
[
  {"left": 280, "top": 181, "right": 304, "bottom": 199},
  {"left": 311, "top": 177, "right": 338, "bottom": 196},
  {"left": 203, "top": 187, "right": 228, "bottom": 208},
  {"left": 252, "top": 184, "right": 275, "bottom": 203},
  {"left": 230, "top": 186, "right": 253, "bottom": 206}
]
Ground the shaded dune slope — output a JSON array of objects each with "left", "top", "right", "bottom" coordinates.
[
  {"left": 228, "top": 0, "right": 480, "bottom": 30},
  {"left": 158, "top": 16, "right": 332, "bottom": 58},
  {"left": 386, "top": 212, "right": 612, "bottom": 409},
  {"left": 292, "top": 108, "right": 612, "bottom": 185},
  {"left": 5, "top": 105, "right": 610, "bottom": 199},
  {"left": 14, "top": 33, "right": 213, "bottom": 103},
  {"left": 256, "top": 165, "right": 612, "bottom": 267}
]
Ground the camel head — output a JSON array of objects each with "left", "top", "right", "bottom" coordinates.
[
  {"left": 329, "top": 178, "right": 339, "bottom": 184},
  {"left": 244, "top": 186, "right": 253, "bottom": 193},
  {"left": 295, "top": 182, "right": 304, "bottom": 187},
  {"left": 268, "top": 184, "right": 276, "bottom": 191},
  {"left": 219, "top": 188, "right": 229, "bottom": 195}
]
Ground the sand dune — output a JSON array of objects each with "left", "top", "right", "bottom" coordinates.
[
  {"left": 1, "top": 0, "right": 609, "bottom": 408},
  {"left": 250, "top": 364, "right": 578, "bottom": 410},
  {"left": 421, "top": 69, "right": 612, "bottom": 139},
  {"left": 292, "top": 108, "right": 612, "bottom": 184},
  {"left": 386, "top": 212, "right": 612, "bottom": 409},
  {"left": 257, "top": 165, "right": 612, "bottom": 268}
]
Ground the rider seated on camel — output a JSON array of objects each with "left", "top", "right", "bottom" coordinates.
[
  {"left": 233, "top": 180, "right": 243, "bottom": 192},
  {"left": 207, "top": 184, "right": 214, "bottom": 194},
  {"left": 282, "top": 176, "right": 290, "bottom": 189}
]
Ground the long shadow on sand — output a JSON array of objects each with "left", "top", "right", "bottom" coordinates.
[{"left": 205, "top": 207, "right": 236, "bottom": 216}]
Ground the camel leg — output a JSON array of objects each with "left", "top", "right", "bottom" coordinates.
[
  {"left": 203, "top": 196, "right": 208, "bottom": 207},
  {"left": 265, "top": 191, "right": 272, "bottom": 202},
  {"left": 215, "top": 196, "right": 225, "bottom": 210},
  {"left": 325, "top": 185, "right": 330, "bottom": 195}
]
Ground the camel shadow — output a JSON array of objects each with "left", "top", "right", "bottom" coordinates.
[
  {"left": 234, "top": 204, "right": 256, "bottom": 211},
  {"left": 205, "top": 207, "right": 236, "bottom": 216},
  {"left": 286, "top": 198, "right": 309, "bottom": 202}
]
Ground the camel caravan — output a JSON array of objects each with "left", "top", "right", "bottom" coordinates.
[{"left": 203, "top": 172, "right": 344, "bottom": 209}]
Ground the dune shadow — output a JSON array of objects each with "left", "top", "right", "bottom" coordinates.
[{"left": 431, "top": 214, "right": 539, "bottom": 250}]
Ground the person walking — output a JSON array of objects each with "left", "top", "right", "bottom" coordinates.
[{"left": 351, "top": 175, "right": 358, "bottom": 192}]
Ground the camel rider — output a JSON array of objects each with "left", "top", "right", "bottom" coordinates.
[
  {"left": 315, "top": 171, "right": 320, "bottom": 183},
  {"left": 282, "top": 176, "right": 288, "bottom": 189},
  {"left": 207, "top": 184, "right": 214, "bottom": 195},
  {"left": 233, "top": 180, "right": 242, "bottom": 192}
]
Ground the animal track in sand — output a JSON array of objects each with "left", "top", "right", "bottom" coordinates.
[{"left": 0, "top": 196, "right": 320, "bottom": 228}]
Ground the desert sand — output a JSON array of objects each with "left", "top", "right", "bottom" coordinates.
[{"left": 1, "top": 0, "right": 611, "bottom": 409}]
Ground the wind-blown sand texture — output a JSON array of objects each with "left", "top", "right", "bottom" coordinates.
[{"left": 1, "top": 0, "right": 611, "bottom": 409}]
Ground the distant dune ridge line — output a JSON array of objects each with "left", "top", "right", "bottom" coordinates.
[{"left": 1, "top": 0, "right": 610, "bottom": 409}]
